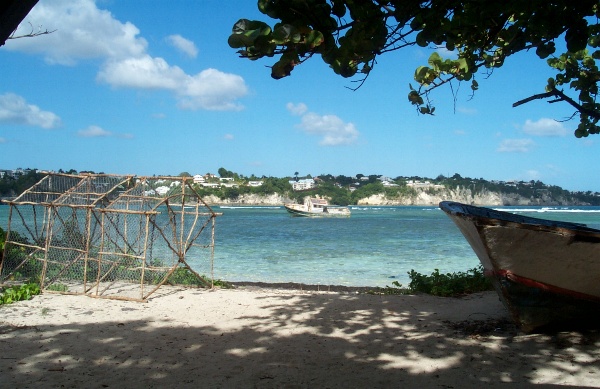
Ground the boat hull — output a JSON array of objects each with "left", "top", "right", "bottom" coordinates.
[
  {"left": 439, "top": 201, "right": 600, "bottom": 332},
  {"left": 284, "top": 204, "right": 350, "bottom": 217}
]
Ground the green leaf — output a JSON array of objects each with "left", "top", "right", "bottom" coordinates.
[
  {"left": 414, "top": 66, "right": 429, "bottom": 81},
  {"left": 536, "top": 42, "right": 555, "bottom": 59},
  {"left": 415, "top": 31, "right": 428, "bottom": 47},
  {"left": 273, "top": 24, "right": 294, "bottom": 44},
  {"left": 565, "top": 21, "right": 589, "bottom": 52},
  {"left": 306, "top": 30, "right": 325, "bottom": 48},
  {"left": 232, "top": 19, "right": 251, "bottom": 35},
  {"left": 228, "top": 20, "right": 272, "bottom": 49},
  {"left": 228, "top": 34, "right": 250, "bottom": 49},
  {"left": 408, "top": 90, "right": 424, "bottom": 105},
  {"left": 428, "top": 52, "right": 443, "bottom": 68},
  {"left": 457, "top": 58, "right": 469, "bottom": 72},
  {"left": 271, "top": 58, "right": 294, "bottom": 79}
]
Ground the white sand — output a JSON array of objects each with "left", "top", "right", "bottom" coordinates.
[{"left": 1, "top": 286, "right": 599, "bottom": 388}]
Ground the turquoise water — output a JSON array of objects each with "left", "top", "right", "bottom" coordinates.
[
  {"left": 2, "top": 204, "right": 600, "bottom": 287},
  {"left": 209, "top": 205, "right": 600, "bottom": 287}
]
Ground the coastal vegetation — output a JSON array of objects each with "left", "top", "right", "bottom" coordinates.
[
  {"left": 371, "top": 266, "right": 493, "bottom": 297},
  {"left": 0, "top": 283, "right": 40, "bottom": 305},
  {"left": 1, "top": 168, "right": 600, "bottom": 205}
]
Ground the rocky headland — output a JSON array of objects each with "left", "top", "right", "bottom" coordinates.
[{"left": 202, "top": 186, "right": 589, "bottom": 207}]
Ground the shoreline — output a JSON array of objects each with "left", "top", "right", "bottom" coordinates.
[
  {"left": 228, "top": 281, "right": 384, "bottom": 293},
  {"left": 1, "top": 287, "right": 599, "bottom": 387},
  {"left": 208, "top": 202, "right": 598, "bottom": 207}
]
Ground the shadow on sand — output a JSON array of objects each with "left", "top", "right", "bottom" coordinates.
[{"left": 1, "top": 288, "right": 599, "bottom": 388}]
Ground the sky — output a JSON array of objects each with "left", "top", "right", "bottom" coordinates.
[{"left": 0, "top": 0, "right": 598, "bottom": 192}]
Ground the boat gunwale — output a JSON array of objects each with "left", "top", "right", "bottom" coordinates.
[{"left": 439, "top": 201, "right": 600, "bottom": 238}]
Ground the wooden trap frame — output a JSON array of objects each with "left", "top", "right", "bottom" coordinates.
[{"left": 0, "top": 173, "right": 220, "bottom": 301}]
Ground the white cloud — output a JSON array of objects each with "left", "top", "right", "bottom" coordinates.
[
  {"left": 224, "top": 134, "right": 234, "bottom": 140},
  {"left": 98, "top": 58, "right": 248, "bottom": 111},
  {"left": 77, "top": 125, "right": 112, "bottom": 137},
  {"left": 286, "top": 102, "right": 308, "bottom": 116},
  {"left": 522, "top": 118, "right": 568, "bottom": 137},
  {"left": 167, "top": 34, "right": 198, "bottom": 58},
  {"left": 497, "top": 138, "right": 535, "bottom": 153},
  {"left": 0, "top": 93, "right": 61, "bottom": 129},
  {"left": 98, "top": 55, "right": 186, "bottom": 90},
  {"left": 8, "top": 0, "right": 147, "bottom": 65},
  {"left": 289, "top": 103, "right": 359, "bottom": 146},
  {"left": 8, "top": 0, "right": 248, "bottom": 111},
  {"left": 0, "top": 137, "right": 6, "bottom": 143},
  {"left": 177, "top": 68, "right": 248, "bottom": 111}
]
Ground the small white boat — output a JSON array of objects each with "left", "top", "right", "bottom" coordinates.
[
  {"left": 440, "top": 201, "right": 600, "bottom": 332},
  {"left": 284, "top": 198, "right": 351, "bottom": 217}
]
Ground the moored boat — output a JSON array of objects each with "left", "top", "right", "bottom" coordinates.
[
  {"left": 439, "top": 201, "right": 600, "bottom": 332},
  {"left": 284, "top": 198, "right": 351, "bottom": 217}
]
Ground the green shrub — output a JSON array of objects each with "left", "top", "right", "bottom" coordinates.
[
  {"left": 46, "top": 283, "right": 69, "bottom": 292},
  {"left": 407, "top": 265, "right": 492, "bottom": 297},
  {"left": 167, "top": 267, "right": 232, "bottom": 288},
  {"left": 0, "top": 283, "right": 41, "bottom": 305},
  {"left": 368, "top": 266, "right": 492, "bottom": 296}
]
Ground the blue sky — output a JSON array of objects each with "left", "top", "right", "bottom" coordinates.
[{"left": 0, "top": 0, "right": 598, "bottom": 191}]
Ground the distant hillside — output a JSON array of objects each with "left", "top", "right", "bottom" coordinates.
[
  {"left": 200, "top": 185, "right": 596, "bottom": 207},
  {"left": 1, "top": 169, "right": 599, "bottom": 206},
  {"left": 355, "top": 186, "right": 594, "bottom": 206}
]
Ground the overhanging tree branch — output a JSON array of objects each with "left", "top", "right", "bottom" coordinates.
[
  {"left": 0, "top": 0, "right": 39, "bottom": 47},
  {"left": 513, "top": 89, "right": 600, "bottom": 121},
  {"left": 9, "top": 22, "right": 55, "bottom": 40},
  {"left": 229, "top": 0, "right": 600, "bottom": 136}
]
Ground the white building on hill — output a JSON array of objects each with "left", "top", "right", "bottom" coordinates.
[{"left": 289, "top": 178, "right": 316, "bottom": 191}]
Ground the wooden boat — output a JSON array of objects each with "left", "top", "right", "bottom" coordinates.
[
  {"left": 439, "top": 201, "right": 600, "bottom": 332},
  {"left": 284, "top": 198, "right": 350, "bottom": 218}
]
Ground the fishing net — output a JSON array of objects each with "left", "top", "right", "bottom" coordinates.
[{"left": 0, "top": 173, "right": 219, "bottom": 301}]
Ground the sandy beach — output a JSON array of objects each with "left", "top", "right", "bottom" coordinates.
[{"left": 1, "top": 286, "right": 599, "bottom": 388}]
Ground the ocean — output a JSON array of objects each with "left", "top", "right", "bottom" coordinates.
[{"left": 2, "top": 204, "right": 600, "bottom": 288}]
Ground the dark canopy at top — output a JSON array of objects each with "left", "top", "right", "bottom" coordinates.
[{"left": 0, "top": 0, "right": 38, "bottom": 47}]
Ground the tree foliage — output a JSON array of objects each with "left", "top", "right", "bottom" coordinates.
[
  {"left": 0, "top": 170, "right": 45, "bottom": 198},
  {"left": 229, "top": 0, "right": 600, "bottom": 137}
]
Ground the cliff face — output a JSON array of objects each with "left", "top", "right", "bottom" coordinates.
[
  {"left": 203, "top": 193, "right": 292, "bottom": 206},
  {"left": 202, "top": 186, "right": 585, "bottom": 206},
  {"left": 357, "top": 186, "right": 584, "bottom": 206},
  {"left": 357, "top": 187, "right": 504, "bottom": 206}
]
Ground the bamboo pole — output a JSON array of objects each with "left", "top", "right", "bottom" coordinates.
[{"left": 139, "top": 213, "right": 151, "bottom": 299}]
